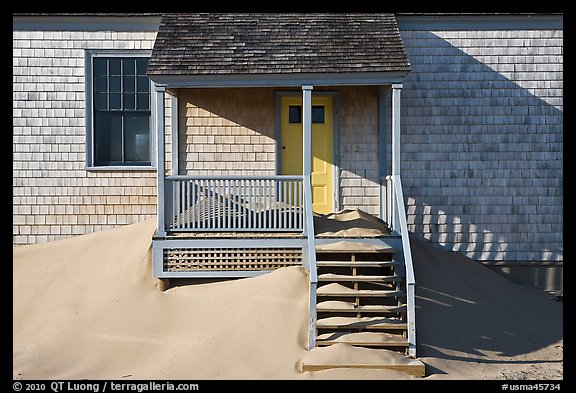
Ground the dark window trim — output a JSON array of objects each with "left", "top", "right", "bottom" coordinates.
[{"left": 85, "top": 49, "right": 156, "bottom": 170}]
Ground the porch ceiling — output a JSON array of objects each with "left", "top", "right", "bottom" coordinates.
[{"left": 147, "top": 13, "right": 411, "bottom": 87}]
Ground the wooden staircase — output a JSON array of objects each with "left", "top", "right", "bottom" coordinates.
[{"left": 301, "top": 241, "right": 425, "bottom": 376}]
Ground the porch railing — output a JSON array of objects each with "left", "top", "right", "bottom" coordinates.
[
  {"left": 164, "top": 175, "right": 304, "bottom": 232},
  {"left": 385, "top": 174, "right": 417, "bottom": 358}
]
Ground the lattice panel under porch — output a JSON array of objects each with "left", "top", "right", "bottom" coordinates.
[{"left": 164, "top": 247, "right": 303, "bottom": 271}]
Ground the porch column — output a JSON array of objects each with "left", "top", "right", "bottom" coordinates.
[
  {"left": 302, "top": 85, "right": 313, "bottom": 237},
  {"left": 169, "top": 91, "right": 179, "bottom": 176},
  {"left": 302, "top": 85, "right": 313, "bottom": 178},
  {"left": 379, "top": 86, "right": 391, "bottom": 221},
  {"left": 391, "top": 83, "right": 402, "bottom": 176},
  {"left": 155, "top": 84, "right": 166, "bottom": 236}
]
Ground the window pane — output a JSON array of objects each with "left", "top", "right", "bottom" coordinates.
[
  {"left": 124, "top": 114, "right": 150, "bottom": 162},
  {"left": 94, "top": 58, "right": 107, "bottom": 76},
  {"left": 123, "top": 94, "right": 135, "bottom": 110},
  {"left": 136, "top": 58, "right": 149, "bottom": 75},
  {"left": 94, "top": 76, "right": 108, "bottom": 93},
  {"left": 109, "top": 59, "right": 121, "bottom": 75},
  {"left": 137, "top": 76, "right": 150, "bottom": 93},
  {"left": 123, "top": 76, "right": 135, "bottom": 93},
  {"left": 94, "top": 93, "right": 108, "bottom": 110},
  {"left": 110, "top": 93, "right": 122, "bottom": 110},
  {"left": 312, "top": 106, "right": 325, "bottom": 123},
  {"left": 94, "top": 112, "right": 122, "bottom": 164},
  {"left": 123, "top": 59, "right": 136, "bottom": 76},
  {"left": 109, "top": 76, "right": 121, "bottom": 93},
  {"left": 136, "top": 93, "right": 149, "bottom": 110},
  {"left": 289, "top": 106, "right": 302, "bottom": 123}
]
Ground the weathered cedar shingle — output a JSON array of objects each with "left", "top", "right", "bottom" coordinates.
[{"left": 147, "top": 13, "right": 411, "bottom": 76}]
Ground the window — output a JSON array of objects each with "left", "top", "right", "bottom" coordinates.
[
  {"left": 287, "top": 105, "right": 325, "bottom": 124},
  {"left": 312, "top": 106, "right": 325, "bottom": 123},
  {"left": 288, "top": 105, "right": 302, "bottom": 123},
  {"left": 86, "top": 51, "right": 154, "bottom": 168}
]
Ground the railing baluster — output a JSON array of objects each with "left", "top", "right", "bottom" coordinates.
[
  {"left": 277, "top": 180, "right": 282, "bottom": 229},
  {"left": 257, "top": 179, "right": 261, "bottom": 230},
  {"left": 299, "top": 180, "right": 303, "bottom": 230},
  {"left": 242, "top": 179, "right": 247, "bottom": 230},
  {"left": 264, "top": 179, "right": 270, "bottom": 229},
  {"left": 273, "top": 179, "right": 277, "bottom": 230},
  {"left": 212, "top": 179, "right": 217, "bottom": 230},
  {"left": 248, "top": 179, "right": 253, "bottom": 229},
  {"left": 173, "top": 180, "right": 178, "bottom": 229},
  {"left": 260, "top": 179, "right": 264, "bottom": 229},
  {"left": 269, "top": 180, "right": 274, "bottom": 230},
  {"left": 202, "top": 178, "right": 205, "bottom": 230},
  {"left": 288, "top": 180, "right": 293, "bottom": 230},
  {"left": 223, "top": 179, "right": 227, "bottom": 230},
  {"left": 227, "top": 179, "right": 232, "bottom": 230},
  {"left": 263, "top": 179, "right": 267, "bottom": 229},
  {"left": 191, "top": 180, "right": 196, "bottom": 229},
  {"left": 218, "top": 179, "right": 222, "bottom": 230},
  {"left": 234, "top": 180, "right": 238, "bottom": 230},
  {"left": 283, "top": 180, "right": 287, "bottom": 230},
  {"left": 185, "top": 180, "right": 190, "bottom": 229},
  {"left": 181, "top": 180, "right": 185, "bottom": 230},
  {"left": 230, "top": 180, "right": 238, "bottom": 230}
]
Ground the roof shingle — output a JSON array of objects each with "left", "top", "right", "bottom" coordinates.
[{"left": 147, "top": 13, "right": 410, "bottom": 76}]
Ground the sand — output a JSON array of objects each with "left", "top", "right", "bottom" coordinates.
[
  {"left": 13, "top": 218, "right": 562, "bottom": 380},
  {"left": 314, "top": 209, "right": 391, "bottom": 237}
]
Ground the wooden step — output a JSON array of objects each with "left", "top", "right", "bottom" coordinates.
[
  {"left": 318, "top": 273, "right": 401, "bottom": 283},
  {"left": 317, "top": 283, "right": 403, "bottom": 298},
  {"left": 316, "top": 260, "right": 397, "bottom": 268},
  {"left": 317, "top": 300, "right": 407, "bottom": 314},
  {"left": 298, "top": 359, "right": 425, "bottom": 377},
  {"left": 317, "top": 316, "right": 407, "bottom": 330},
  {"left": 316, "top": 241, "right": 396, "bottom": 254},
  {"left": 316, "top": 331, "right": 409, "bottom": 347},
  {"left": 297, "top": 344, "right": 425, "bottom": 376}
]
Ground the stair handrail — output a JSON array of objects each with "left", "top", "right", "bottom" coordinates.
[
  {"left": 302, "top": 175, "right": 317, "bottom": 350},
  {"left": 388, "top": 174, "right": 417, "bottom": 358}
]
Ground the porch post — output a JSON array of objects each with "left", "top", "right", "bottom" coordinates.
[
  {"left": 302, "top": 85, "right": 313, "bottom": 177},
  {"left": 391, "top": 84, "right": 402, "bottom": 230},
  {"left": 379, "top": 86, "right": 391, "bottom": 221},
  {"left": 155, "top": 84, "right": 166, "bottom": 236},
  {"left": 302, "top": 85, "right": 313, "bottom": 236},
  {"left": 170, "top": 92, "right": 179, "bottom": 176},
  {"left": 391, "top": 83, "right": 402, "bottom": 177}
]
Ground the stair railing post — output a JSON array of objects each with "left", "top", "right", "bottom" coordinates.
[{"left": 302, "top": 85, "right": 317, "bottom": 350}]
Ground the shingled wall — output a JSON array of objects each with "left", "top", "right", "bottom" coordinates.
[
  {"left": 399, "top": 26, "right": 563, "bottom": 266},
  {"left": 12, "top": 30, "right": 163, "bottom": 244}
]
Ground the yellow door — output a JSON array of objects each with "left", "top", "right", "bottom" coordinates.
[{"left": 280, "top": 95, "right": 334, "bottom": 214}]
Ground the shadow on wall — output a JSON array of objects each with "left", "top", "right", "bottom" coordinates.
[{"left": 400, "top": 31, "right": 563, "bottom": 275}]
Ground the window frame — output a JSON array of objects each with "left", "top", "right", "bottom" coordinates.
[{"left": 85, "top": 49, "right": 156, "bottom": 170}]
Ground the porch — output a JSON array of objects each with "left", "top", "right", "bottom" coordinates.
[{"left": 150, "top": 84, "right": 406, "bottom": 279}]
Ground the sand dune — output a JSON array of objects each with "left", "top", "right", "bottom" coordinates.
[{"left": 13, "top": 219, "right": 562, "bottom": 380}]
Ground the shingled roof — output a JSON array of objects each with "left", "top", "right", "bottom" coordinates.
[{"left": 147, "top": 13, "right": 410, "bottom": 78}]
